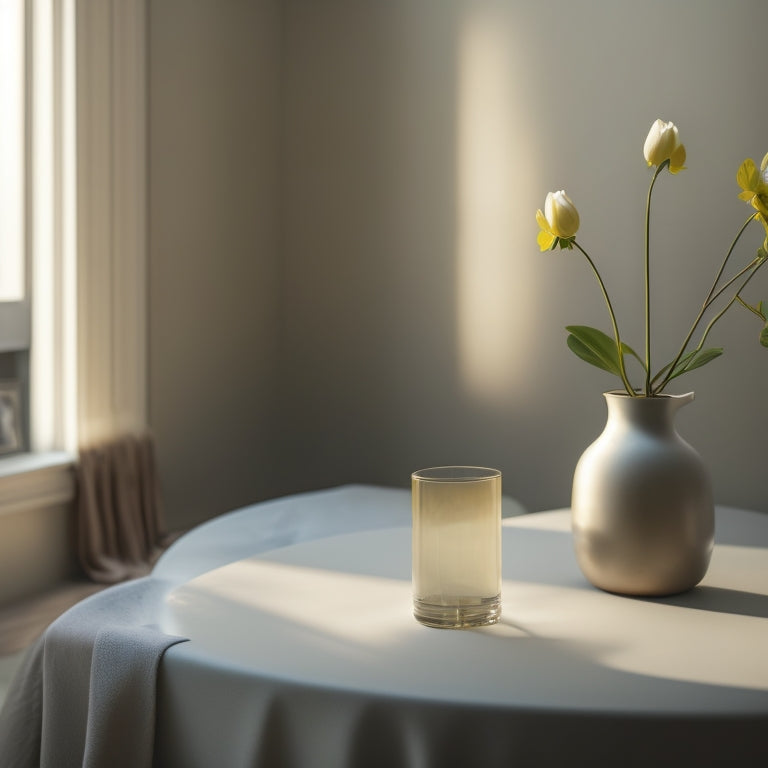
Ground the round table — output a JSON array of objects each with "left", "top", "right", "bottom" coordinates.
[{"left": 155, "top": 506, "right": 768, "bottom": 768}]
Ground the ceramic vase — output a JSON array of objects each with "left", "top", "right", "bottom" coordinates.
[{"left": 572, "top": 391, "right": 714, "bottom": 596}]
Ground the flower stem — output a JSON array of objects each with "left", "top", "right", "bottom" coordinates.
[
  {"left": 574, "top": 241, "right": 636, "bottom": 396},
  {"left": 703, "top": 214, "right": 758, "bottom": 304},
  {"left": 644, "top": 163, "right": 667, "bottom": 396},
  {"left": 735, "top": 294, "right": 767, "bottom": 321},
  {"left": 701, "top": 262, "right": 764, "bottom": 342},
  {"left": 655, "top": 256, "right": 767, "bottom": 394},
  {"left": 653, "top": 213, "right": 759, "bottom": 393}
]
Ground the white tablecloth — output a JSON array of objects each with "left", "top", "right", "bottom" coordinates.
[
  {"left": 2, "top": 485, "right": 767, "bottom": 767},
  {"left": 155, "top": 503, "right": 768, "bottom": 768}
]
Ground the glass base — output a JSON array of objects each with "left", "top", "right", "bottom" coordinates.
[{"left": 413, "top": 594, "right": 501, "bottom": 629}]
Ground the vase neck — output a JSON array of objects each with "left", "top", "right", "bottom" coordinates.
[{"left": 604, "top": 392, "right": 693, "bottom": 435}]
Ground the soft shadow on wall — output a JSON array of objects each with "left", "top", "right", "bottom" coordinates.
[{"left": 277, "top": 4, "right": 464, "bottom": 495}]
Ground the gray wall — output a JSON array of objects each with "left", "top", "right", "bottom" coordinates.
[
  {"left": 149, "top": 0, "right": 768, "bottom": 531},
  {"left": 149, "top": 0, "right": 281, "bottom": 530},
  {"left": 0, "top": 502, "right": 76, "bottom": 604}
]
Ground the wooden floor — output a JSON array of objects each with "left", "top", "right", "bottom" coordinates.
[
  {"left": 0, "top": 581, "right": 105, "bottom": 656},
  {"left": 0, "top": 580, "right": 105, "bottom": 707}
]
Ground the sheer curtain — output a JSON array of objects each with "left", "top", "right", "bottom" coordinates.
[{"left": 31, "top": 0, "right": 167, "bottom": 583}]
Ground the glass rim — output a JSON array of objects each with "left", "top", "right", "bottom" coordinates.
[{"left": 412, "top": 466, "right": 501, "bottom": 483}]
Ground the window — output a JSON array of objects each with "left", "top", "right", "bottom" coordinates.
[
  {"left": 0, "top": 0, "right": 26, "bottom": 305},
  {"left": 0, "top": 0, "right": 146, "bottom": 460},
  {"left": 0, "top": 0, "right": 148, "bottom": 515},
  {"left": 0, "top": 0, "right": 31, "bottom": 453}
]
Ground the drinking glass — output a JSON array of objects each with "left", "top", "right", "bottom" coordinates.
[{"left": 412, "top": 466, "right": 501, "bottom": 628}]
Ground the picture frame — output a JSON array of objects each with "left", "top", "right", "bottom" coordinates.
[{"left": 0, "top": 380, "right": 22, "bottom": 454}]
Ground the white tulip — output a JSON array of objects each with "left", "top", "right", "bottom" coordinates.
[
  {"left": 644, "top": 119, "right": 685, "bottom": 170},
  {"left": 545, "top": 190, "right": 580, "bottom": 238}
]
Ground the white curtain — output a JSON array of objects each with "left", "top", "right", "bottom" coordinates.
[{"left": 30, "top": 0, "right": 165, "bottom": 582}]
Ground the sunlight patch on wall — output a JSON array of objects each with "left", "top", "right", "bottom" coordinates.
[{"left": 456, "top": 6, "right": 538, "bottom": 404}]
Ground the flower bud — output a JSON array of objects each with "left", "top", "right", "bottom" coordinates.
[
  {"left": 544, "top": 190, "right": 580, "bottom": 238},
  {"left": 644, "top": 119, "right": 684, "bottom": 168}
]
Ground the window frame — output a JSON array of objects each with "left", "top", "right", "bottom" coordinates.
[{"left": 0, "top": 0, "right": 148, "bottom": 515}]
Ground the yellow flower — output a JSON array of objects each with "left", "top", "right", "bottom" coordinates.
[
  {"left": 536, "top": 190, "right": 580, "bottom": 251},
  {"left": 759, "top": 206, "right": 768, "bottom": 253},
  {"left": 643, "top": 119, "right": 686, "bottom": 174},
  {"left": 737, "top": 152, "right": 768, "bottom": 220}
]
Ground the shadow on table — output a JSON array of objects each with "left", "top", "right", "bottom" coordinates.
[{"left": 632, "top": 586, "right": 768, "bottom": 619}]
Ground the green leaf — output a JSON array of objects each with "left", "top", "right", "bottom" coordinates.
[
  {"left": 621, "top": 341, "right": 646, "bottom": 370},
  {"left": 667, "top": 348, "right": 723, "bottom": 380},
  {"left": 684, "top": 348, "right": 723, "bottom": 372},
  {"left": 567, "top": 334, "right": 617, "bottom": 374},
  {"left": 565, "top": 326, "right": 625, "bottom": 377},
  {"left": 760, "top": 324, "right": 768, "bottom": 348},
  {"left": 669, "top": 351, "right": 697, "bottom": 377},
  {"left": 652, "top": 351, "right": 694, "bottom": 385}
]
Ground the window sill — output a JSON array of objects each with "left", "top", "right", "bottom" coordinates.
[{"left": 0, "top": 452, "right": 76, "bottom": 516}]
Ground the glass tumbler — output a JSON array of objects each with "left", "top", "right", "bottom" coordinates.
[{"left": 412, "top": 466, "right": 501, "bottom": 628}]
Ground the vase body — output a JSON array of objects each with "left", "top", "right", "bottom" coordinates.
[{"left": 572, "top": 391, "right": 714, "bottom": 596}]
